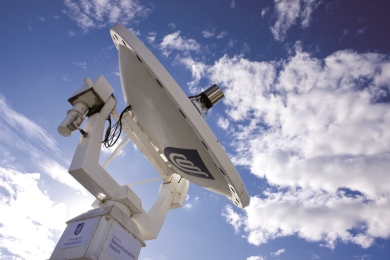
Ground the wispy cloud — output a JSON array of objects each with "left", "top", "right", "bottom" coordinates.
[
  {"left": 63, "top": 0, "right": 152, "bottom": 32},
  {"left": 272, "top": 248, "right": 285, "bottom": 256},
  {"left": 261, "top": 8, "right": 269, "bottom": 18},
  {"left": 183, "top": 203, "right": 192, "bottom": 209},
  {"left": 0, "top": 95, "right": 86, "bottom": 194},
  {"left": 68, "top": 30, "right": 76, "bottom": 37},
  {"left": 221, "top": 205, "right": 244, "bottom": 234},
  {"left": 26, "top": 15, "right": 48, "bottom": 31},
  {"left": 27, "top": 22, "right": 32, "bottom": 31},
  {"left": 63, "top": 75, "right": 71, "bottom": 82},
  {"left": 356, "top": 27, "right": 367, "bottom": 36},
  {"left": 168, "top": 22, "right": 176, "bottom": 29},
  {"left": 353, "top": 254, "right": 373, "bottom": 260},
  {"left": 202, "top": 30, "right": 215, "bottom": 39},
  {"left": 270, "top": 0, "right": 319, "bottom": 41},
  {"left": 146, "top": 31, "right": 157, "bottom": 43},
  {"left": 300, "top": 0, "right": 317, "bottom": 28},
  {"left": 271, "top": 0, "right": 300, "bottom": 41},
  {"left": 176, "top": 56, "right": 207, "bottom": 93},
  {"left": 0, "top": 96, "right": 58, "bottom": 153},
  {"left": 183, "top": 194, "right": 199, "bottom": 209},
  {"left": 72, "top": 60, "right": 87, "bottom": 69},
  {"left": 247, "top": 256, "right": 265, "bottom": 260},
  {"left": 216, "top": 31, "right": 227, "bottom": 39},
  {"left": 202, "top": 29, "right": 227, "bottom": 39}
]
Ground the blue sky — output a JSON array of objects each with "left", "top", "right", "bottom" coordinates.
[{"left": 1, "top": 0, "right": 390, "bottom": 259}]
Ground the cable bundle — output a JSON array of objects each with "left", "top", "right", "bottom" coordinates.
[{"left": 102, "top": 105, "right": 132, "bottom": 148}]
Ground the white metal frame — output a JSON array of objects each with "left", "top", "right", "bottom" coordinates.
[{"left": 51, "top": 76, "right": 189, "bottom": 260}]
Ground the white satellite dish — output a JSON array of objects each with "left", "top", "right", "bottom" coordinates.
[
  {"left": 52, "top": 25, "right": 249, "bottom": 259},
  {"left": 110, "top": 25, "right": 249, "bottom": 208}
]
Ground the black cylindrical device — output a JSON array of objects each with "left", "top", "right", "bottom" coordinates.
[{"left": 199, "top": 84, "right": 224, "bottom": 109}]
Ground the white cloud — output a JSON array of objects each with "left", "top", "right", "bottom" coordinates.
[
  {"left": 217, "top": 117, "right": 230, "bottom": 130},
  {"left": 177, "top": 56, "right": 207, "bottom": 93},
  {"left": 202, "top": 30, "right": 227, "bottom": 39},
  {"left": 272, "top": 248, "right": 285, "bottom": 256},
  {"left": 160, "top": 31, "right": 201, "bottom": 57},
  {"left": 271, "top": 0, "right": 300, "bottom": 41},
  {"left": 221, "top": 205, "right": 243, "bottom": 234},
  {"left": 209, "top": 50, "right": 390, "bottom": 198},
  {"left": 311, "top": 253, "right": 320, "bottom": 259},
  {"left": 228, "top": 39, "right": 236, "bottom": 48},
  {"left": 63, "top": 0, "right": 151, "bottom": 32},
  {"left": 0, "top": 167, "right": 68, "bottom": 259},
  {"left": 216, "top": 31, "right": 227, "bottom": 39},
  {"left": 202, "top": 30, "right": 214, "bottom": 39},
  {"left": 224, "top": 189, "right": 387, "bottom": 249},
  {"left": 247, "top": 256, "right": 265, "bottom": 260},
  {"left": 261, "top": 8, "right": 269, "bottom": 18},
  {"left": 182, "top": 47, "right": 390, "bottom": 249},
  {"left": 183, "top": 194, "right": 199, "bottom": 209},
  {"left": 26, "top": 16, "right": 46, "bottom": 32},
  {"left": 300, "top": 0, "right": 317, "bottom": 28},
  {"left": 147, "top": 31, "right": 157, "bottom": 43},
  {"left": 183, "top": 203, "right": 192, "bottom": 209},
  {"left": 270, "top": 0, "right": 319, "bottom": 41},
  {"left": 230, "top": 0, "right": 236, "bottom": 9},
  {"left": 208, "top": 55, "right": 276, "bottom": 121},
  {"left": 353, "top": 255, "right": 372, "bottom": 260}
]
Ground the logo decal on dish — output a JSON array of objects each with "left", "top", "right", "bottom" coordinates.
[{"left": 164, "top": 147, "right": 214, "bottom": 180}]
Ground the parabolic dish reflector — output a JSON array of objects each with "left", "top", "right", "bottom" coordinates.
[{"left": 110, "top": 24, "right": 249, "bottom": 208}]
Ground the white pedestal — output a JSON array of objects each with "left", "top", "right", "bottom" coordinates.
[{"left": 50, "top": 205, "right": 145, "bottom": 260}]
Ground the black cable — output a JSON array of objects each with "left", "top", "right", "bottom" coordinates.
[
  {"left": 102, "top": 116, "right": 112, "bottom": 147},
  {"left": 102, "top": 105, "right": 132, "bottom": 148}
]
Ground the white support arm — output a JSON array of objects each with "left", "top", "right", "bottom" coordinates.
[
  {"left": 68, "top": 97, "right": 142, "bottom": 213},
  {"left": 61, "top": 76, "right": 189, "bottom": 242},
  {"left": 130, "top": 174, "right": 189, "bottom": 240},
  {"left": 69, "top": 96, "right": 119, "bottom": 200}
]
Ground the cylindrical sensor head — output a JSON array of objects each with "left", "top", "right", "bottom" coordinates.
[{"left": 199, "top": 84, "right": 224, "bottom": 109}]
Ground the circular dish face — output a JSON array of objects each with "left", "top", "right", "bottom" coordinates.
[{"left": 110, "top": 25, "right": 249, "bottom": 208}]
